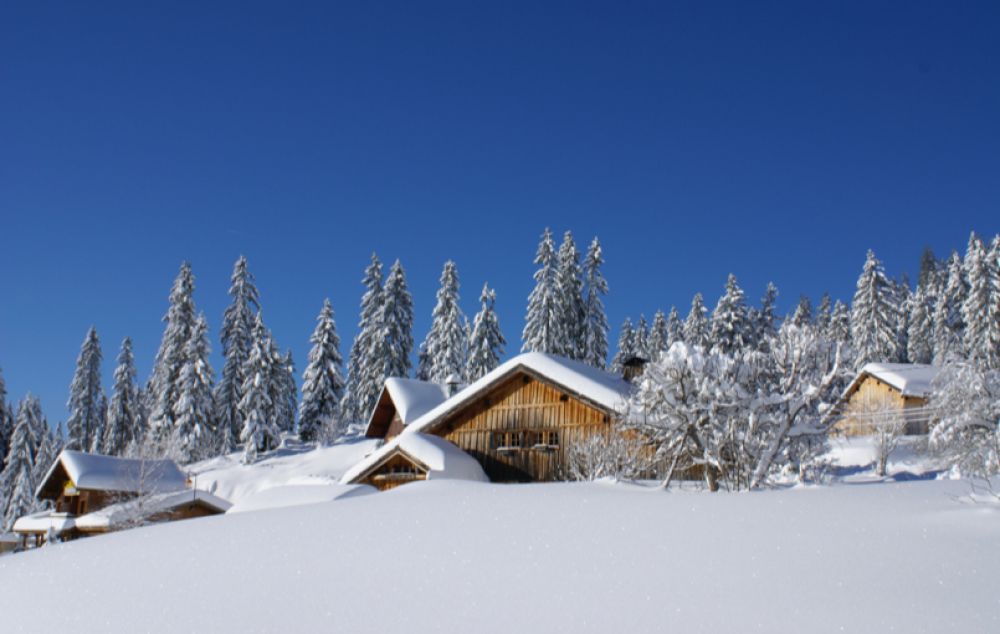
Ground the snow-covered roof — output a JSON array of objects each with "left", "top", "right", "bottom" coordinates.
[
  {"left": 12, "top": 511, "right": 77, "bottom": 535},
  {"left": 227, "top": 483, "right": 375, "bottom": 514},
  {"left": 37, "top": 450, "right": 189, "bottom": 499},
  {"left": 73, "top": 489, "right": 231, "bottom": 531},
  {"left": 341, "top": 433, "right": 488, "bottom": 485},
  {"left": 853, "top": 363, "right": 942, "bottom": 398},
  {"left": 345, "top": 353, "right": 632, "bottom": 485},
  {"left": 381, "top": 377, "right": 451, "bottom": 425}
]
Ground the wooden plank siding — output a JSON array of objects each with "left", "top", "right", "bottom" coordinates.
[
  {"left": 432, "top": 372, "right": 612, "bottom": 482},
  {"left": 834, "top": 375, "right": 930, "bottom": 436}
]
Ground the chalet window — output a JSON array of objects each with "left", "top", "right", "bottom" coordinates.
[{"left": 493, "top": 431, "right": 524, "bottom": 451}]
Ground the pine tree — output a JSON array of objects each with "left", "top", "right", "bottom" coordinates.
[
  {"left": 467, "top": 284, "right": 506, "bottom": 381},
  {"left": 215, "top": 256, "right": 260, "bottom": 454},
  {"left": 710, "top": 274, "right": 751, "bottom": 354},
  {"left": 962, "top": 233, "right": 994, "bottom": 365},
  {"left": 894, "top": 278, "right": 913, "bottom": 363},
  {"left": 647, "top": 310, "right": 669, "bottom": 360},
  {"left": 102, "top": 337, "right": 141, "bottom": 456},
  {"left": 0, "top": 368, "right": 11, "bottom": 475},
  {"left": 665, "top": 307, "right": 684, "bottom": 348},
  {"left": 275, "top": 351, "right": 297, "bottom": 434},
  {"left": 381, "top": 260, "right": 415, "bottom": 379},
  {"left": 610, "top": 318, "right": 636, "bottom": 373},
  {"left": 634, "top": 314, "right": 650, "bottom": 359},
  {"left": 851, "top": 250, "right": 899, "bottom": 365},
  {"left": 149, "top": 262, "right": 198, "bottom": 445},
  {"left": 522, "top": 228, "right": 564, "bottom": 355},
  {"left": 933, "top": 252, "right": 967, "bottom": 364},
  {"left": 66, "top": 327, "right": 105, "bottom": 451},
  {"left": 816, "top": 293, "right": 833, "bottom": 336},
  {"left": 170, "top": 314, "right": 215, "bottom": 463},
  {"left": 299, "top": 299, "right": 346, "bottom": 442},
  {"left": 420, "top": 261, "right": 468, "bottom": 382},
  {"left": 790, "top": 296, "right": 813, "bottom": 327},
  {"left": 344, "top": 254, "right": 384, "bottom": 423},
  {"left": 683, "top": 293, "right": 709, "bottom": 348},
  {"left": 918, "top": 246, "right": 940, "bottom": 291},
  {"left": 755, "top": 282, "right": 780, "bottom": 344},
  {"left": 829, "top": 300, "right": 852, "bottom": 344},
  {"left": 2, "top": 398, "right": 37, "bottom": 530},
  {"left": 557, "top": 231, "right": 586, "bottom": 359},
  {"left": 239, "top": 314, "right": 279, "bottom": 464},
  {"left": 907, "top": 285, "right": 935, "bottom": 364},
  {"left": 581, "top": 237, "right": 610, "bottom": 368},
  {"left": 988, "top": 235, "right": 1000, "bottom": 368}
]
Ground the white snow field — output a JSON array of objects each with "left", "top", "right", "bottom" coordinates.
[{"left": 1, "top": 474, "right": 999, "bottom": 633}]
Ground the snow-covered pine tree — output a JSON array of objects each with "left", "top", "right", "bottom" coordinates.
[
  {"left": 907, "top": 285, "right": 935, "bottom": 364},
  {"left": 467, "top": 284, "right": 506, "bottom": 381},
  {"left": 988, "top": 235, "right": 1000, "bottom": 368},
  {"left": 709, "top": 274, "right": 751, "bottom": 354},
  {"left": 215, "top": 256, "right": 260, "bottom": 454},
  {"left": 266, "top": 335, "right": 290, "bottom": 434},
  {"left": 381, "top": 260, "right": 415, "bottom": 379},
  {"left": 276, "top": 351, "right": 297, "bottom": 435},
  {"left": 933, "top": 252, "right": 968, "bottom": 364},
  {"left": 634, "top": 314, "right": 650, "bottom": 359},
  {"left": 90, "top": 394, "right": 108, "bottom": 453},
  {"left": 962, "top": 233, "right": 994, "bottom": 366},
  {"left": 829, "top": 300, "right": 851, "bottom": 345},
  {"left": 755, "top": 282, "right": 780, "bottom": 346},
  {"left": 850, "top": 250, "right": 899, "bottom": 366},
  {"left": 522, "top": 228, "right": 564, "bottom": 355},
  {"left": 169, "top": 314, "right": 215, "bottom": 463},
  {"left": 556, "top": 231, "right": 586, "bottom": 359},
  {"left": 421, "top": 261, "right": 468, "bottom": 382},
  {"left": 299, "top": 299, "right": 345, "bottom": 442},
  {"left": 816, "top": 293, "right": 833, "bottom": 336},
  {"left": 344, "top": 254, "right": 384, "bottom": 423},
  {"left": 66, "top": 327, "right": 105, "bottom": 451},
  {"left": 610, "top": 318, "right": 636, "bottom": 374},
  {"left": 581, "top": 237, "right": 610, "bottom": 368},
  {"left": 239, "top": 314, "right": 279, "bottom": 464},
  {"left": 918, "top": 246, "right": 940, "bottom": 291},
  {"left": 683, "top": 293, "right": 710, "bottom": 348},
  {"left": 2, "top": 398, "right": 38, "bottom": 530},
  {"left": 102, "top": 337, "right": 141, "bottom": 456},
  {"left": 647, "top": 310, "right": 669, "bottom": 360},
  {"left": 666, "top": 307, "right": 684, "bottom": 347},
  {"left": 0, "top": 368, "right": 11, "bottom": 475},
  {"left": 790, "top": 296, "right": 813, "bottom": 328},
  {"left": 31, "top": 425, "right": 55, "bottom": 499},
  {"left": 149, "top": 262, "right": 198, "bottom": 446}
]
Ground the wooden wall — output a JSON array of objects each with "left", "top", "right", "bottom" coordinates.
[
  {"left": 434, "top": 372, "right": 611, "bottom": 482},
  {"left": 834, "top": 376, "right": 930, "bottom": 436}
]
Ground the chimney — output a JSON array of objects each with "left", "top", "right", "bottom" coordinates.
[
  {"left": 444, "top": 373, "right": 464, "bottom": 396},
  {"left": 621, "top": 356, "right": 648, "bottom": 383}
]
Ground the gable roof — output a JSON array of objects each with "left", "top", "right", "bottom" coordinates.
[
  {"left": 36, "top": 450, "right": 188, "bottom": 499},
  {"left": 341, "top": 433, "right": 489, "bottom": 485},
  {"left": 365, "top": 377, "right": 451, "bottom": 437},
  {"left": 845, "top": 363, "right": 942, "bottom": 399},
  {"left": 344, "top": 352, "right": 632, "bottom": 485},
  {"left": 73, "top": 489, "right": 231, "bottom": 531}
]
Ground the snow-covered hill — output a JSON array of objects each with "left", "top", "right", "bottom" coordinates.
[{"left": 1, "top": 468, "right": 998, "bottom": 633}]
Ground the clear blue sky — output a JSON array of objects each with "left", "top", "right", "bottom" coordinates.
[{"left": 1, "top": 1, "right": 998, "bottom": 424}]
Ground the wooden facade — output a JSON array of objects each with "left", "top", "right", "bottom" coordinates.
[
  {"left": 365, "top": 389, "right": 407, "bottom": 440},
  {"left": 357, "top": 451, "right": 429, "bottom": 491},
  {"left": 833, "top": 375, "right": 930, "bottom": 436},
  {"left": 424, "top": 370, "right": 613, "bottom": 482}
]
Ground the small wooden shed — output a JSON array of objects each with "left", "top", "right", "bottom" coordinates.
[{"left": 830, "top": 363, "right": 941, "bottom": 436}]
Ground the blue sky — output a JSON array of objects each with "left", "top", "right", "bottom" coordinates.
[{"left": 1, "top": 1, "right": 998, "bottom": 424}]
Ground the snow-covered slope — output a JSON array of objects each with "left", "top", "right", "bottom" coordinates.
[{"left": 1, "top": 477, "right": 998, "bottom": 633}]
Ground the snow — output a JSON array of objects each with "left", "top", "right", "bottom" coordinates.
[
  {"left": 856, "top": 362, "right": 942, "bottom": 397},
  {"left": 340, "top": 433, "right": 488, "bottom": 484},
  {"left": 375, "top": 377, "right": 449, "bottom": 425},
  {"left": 1, "top": 476, "right": 998, "bottom": 633},
  {"left": 37, "top": 450, "right": 188, "bottom": 496},
  {"left": 73, "top": 490, "right": 232, "bottom": 531},
  {"left": 11, "top": 511, "right": 76, "bottom": 534},
  {"left": 227, "top": 483, "right": 374, "bottom": 514}
]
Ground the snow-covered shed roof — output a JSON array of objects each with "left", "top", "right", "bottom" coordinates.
[
  {"left": 345, "top": 353, "right": 633, "bottom": 485},
  {"left": 13, "top": 511, "right": 77, "bottom": 535},
  {"left": 36, "top": 450, "right": 189, "bottom": 499},
  {"left": 341, "top": 433, "right": 488, "bottom": 485},
  {"left": 847, "top": 363, "right": 942, "bottom": 399},
  {"left": 73, "top": 489, "right": 231, "bottom": 531},
  {"left": 365, "top": 377, "right": 451, "bottom": 437}
]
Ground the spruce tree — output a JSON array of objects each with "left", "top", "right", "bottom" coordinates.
[
  {"left": 66, "top": 327, "right": 105, "bottom": 451},
  {"left": 239, "top": 314, "right": 279, "bottom": 464},
  {"left": 421, "top": 261, "right": 468, "bottom": 382},
  {"left": 381, "top": 260, "right": 415, "bottom": 379},
  {"left": 581, "top": 237, "right": 610, "bottom": 368},
  {"left": 988, "top": 235, "right": 1000, "bottom": 368},
  {"left": 170, "top": 314, "right": 215, "bottom": 463},
  {"left": 666, "top": 307, "right": 684, "bottom": 348},
  {"left": 894, "top": 278, "right": 912, "bottom": 363},
  {"left": 710, "top": 274, "right": 751, "bottom": 354},
  {"left": 907, "top": 285, "right": 935, "bottom": 364},
  {"left": 633, "top": 314, "right": 649, "bottom": 359},
  {"left": 851, "top": 250, "right": 899, "bottom": 365},
  {"left": 467, "top": 284, "right": 506, "bottom": 381},
  {"left": 102, "top": 337, "right": 141, "bottom": 456},
  {"left": 0, "top": 368, "right": 11, "bottom": 475},
  {"left": 790, "top": 296, "right": 813, "bottom": 327},
  {"left": 522, "top": 228, "right": 563, "bottom": 355},
  {"left": 933, "top": 252, "right": 967, "bottom": 364},
  {"left": 2, "top": 398, "right": 37, "bottom": 530},
  {"left": 755, "top": 282, "right": 780, "bottom": 344},
  {"left": 556, "top": 231, "right": 586, "bottom": 359},
  {"left": 816, "top": 293, "right": 833, "bottom": 337},
  {"left": 149, "top": 262, "right": 198, "bottom": 445},
  {"left": 829, "top": 300, "right": 852, "bottom": 345},
  {"left": 299, "top": 299, "right": 345, "bottom": 442},
  {"left": 344, "top": 254, "right": 384, "bottom": 423},
  {"left": 962, "top": 233, "right": 994, "bottom": 365},
  {"left": 918, "top": 246, "right": 940, "bottom": 291},
  {"left": 610, "top": 318, "right": 636, "bottom": 373},
  {"left": 683, "top": 293, "right": 710, "bottom": 348},
  {"left": 215, "top": 256, "right": 260, "bottom": 454},
  {"left": 276, "top": 351, "right": 298, "bottom": 434},
  {"left": 647, "top": 310, "right": 669, "bottom": 360}
]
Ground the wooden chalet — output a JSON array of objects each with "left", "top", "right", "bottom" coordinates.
[
  {"left": 364, "top": 377, "right": 451, "bottom": 440},
  {"left": 13, "top": 450, "right": 230, "bottom": 547},
  {"left": 830, "top": 363, "right": 941, "bottom": 436},
  {"left": 344, "top": 352, "right": 636, "bottom": 490}
]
